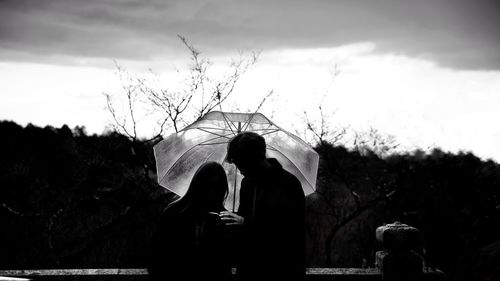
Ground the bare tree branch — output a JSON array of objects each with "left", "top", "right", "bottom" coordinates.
[
  {"left": 324, "top": 191, "right": 396, "bottom": 265},
  {"left": 352, "top": 127, "right": 399, "bottom": 157},
  {"left": 103, "top": 92, "right": 134, "bottom": 139},
  {"left": 1, "top": 202, "right": 41, "bottom": 217},
  {"left": 304, "top": 106, "right": 347, "bottom": 146},
  {"left": 105, "top": 35, "right": 259, "bottom": 139},
  {"left": 254, "top": 89, "right": 274, "bottom": 113}
]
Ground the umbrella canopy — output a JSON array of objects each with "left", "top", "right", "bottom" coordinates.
[{"left": 153, "top": 111, "right": 319, "bottom": 211}]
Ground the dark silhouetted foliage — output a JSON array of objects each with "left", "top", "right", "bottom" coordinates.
[
  {"left": 0, "top": 121, "right": 175, "bottom": 268},
  {"left": 306, "top": 142, "right": 500, "bottom": 281},
  {"left": 1, "top": 121, "right": 499, "bottom": 281}
]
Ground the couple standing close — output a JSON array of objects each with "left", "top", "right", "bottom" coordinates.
[{"left": 148, "top": 132, "right": 306, "bottom": 281}]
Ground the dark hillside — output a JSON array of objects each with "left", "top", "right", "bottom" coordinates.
[
  {"left": 1, "top": 121, "right": 499, "bottom": 280},
  {"left": 0, "top": 121, "right": 174, "bottom": 268}
]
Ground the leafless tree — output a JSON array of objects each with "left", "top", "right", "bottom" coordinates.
[
  {"left": 143, "top": 35, "right": 259, "bottom": 137},
  {"left": 313, "top": 127, "right": 400, "bottom": 265},
  {"left": 300, "top": 62, "right": 403, "bottom": 265},
  {"left": 104, "top": 35, "right": 260, "bottom": 142},
  {"left": 304, "top": 106, "right": 347, "bottom": 146},
  {"left": 103, "top": 61, "right": 148, "bottom": 142},
  {"left": 302, "top": 63, "right": 347, "bottom": 146},
  {"left": 352, "top": 127, "right": 399, "bottom": 157}
]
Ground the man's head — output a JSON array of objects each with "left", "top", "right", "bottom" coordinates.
[{"left": 227, "top": 132, "right": 266, "bottom": 176}]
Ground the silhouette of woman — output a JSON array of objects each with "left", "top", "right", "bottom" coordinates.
[{"left": 148, "top": 162, "right": 232, "bottom": 281}]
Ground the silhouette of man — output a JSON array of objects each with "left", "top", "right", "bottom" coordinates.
[{"left": 221, "top": 131, "right": 305, "bottom": 281}]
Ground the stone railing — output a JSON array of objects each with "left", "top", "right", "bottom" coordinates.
[
  {"left": 0, "top": 222, "right": 445, "bottom": 281},
  {"left": 0, "top": 268, "right": 381, "bottom": 281}
]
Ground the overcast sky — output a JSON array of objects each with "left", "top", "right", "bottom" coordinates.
[{"left": 1, "top": 0, "right": 500, "bottom": 161}]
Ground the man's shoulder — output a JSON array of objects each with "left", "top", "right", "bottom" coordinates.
[
  {"left": 278, "top": 167, "right": 301, "bottom": 185},
  {"left": 269, "top": 159, "right": 300, "bottom": 185},
  {"left": 271, "top": 163, "right": 303, "bottom": 197},
  {"left": 271, "top": 166, "right": 305, "bottom": 206}
]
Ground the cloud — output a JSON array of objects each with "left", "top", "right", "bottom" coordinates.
[{"left": 1, "top": 0, "right": 499, "bottom": 70}]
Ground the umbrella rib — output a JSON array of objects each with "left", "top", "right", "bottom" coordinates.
[
  {"left": 221, "top": 112, "right": 237, "bottom": 134},
  {"left": 244, "top": 117, "right": 275, "bottom": 132},
  {"left": 197, "top": 128, "right": 233, "bottom": 139},
  {"left": 158, "top": 144, "right": 203, "bottom": 184},
  {"left": 197, "top": 132, "right": 235, "bottom": 146},
  {"left": 266, "top": 145, "right": 278, "bottom": 151},
  {"left": 242, "top": 128, "right": 279, "bottom": 132},
  {"left": 159, "top": 141, "right": 226, "bottom": 185},
  {"left": 243, "top": 125, "right": 277, "bottom": 134},
  {"left": 260, "top": 129, "right": 280, "bottom": 136},
  {"left": 199, "top": 141, "right": 229, "bottom": 146},
  {"left": 194, "top": 126, "right": 235, "bottom": 132},
  {"left": 241, "top": 112, "right": 256, "bottom": 132},
  {"left": 266, "top": 143, "right": 316, "bottom": 190},
  {"left": 267, "top": 124, "right": 275, "bottom": 131},
  {"left": 257, "top": 128, "right": 279, "bottom": 131},
  {"left": 203, "top": 151, "right": 217, "bottom": 162}
]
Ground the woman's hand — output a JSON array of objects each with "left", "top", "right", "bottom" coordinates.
[{"left": 219, "top": 211, "right": 244, "bottom": 226}]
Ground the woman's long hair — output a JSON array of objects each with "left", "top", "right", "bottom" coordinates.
[{"left": 165, "top": 161, "right": 229, "bottom": 216}]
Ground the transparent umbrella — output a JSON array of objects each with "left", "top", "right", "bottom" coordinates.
[{"left": 153, "top": 111, "right": 319, "bottom": 211}]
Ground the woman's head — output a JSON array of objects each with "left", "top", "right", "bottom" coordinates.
[{"left": 173, "top": 162, "right": 229, "bottom": 215}]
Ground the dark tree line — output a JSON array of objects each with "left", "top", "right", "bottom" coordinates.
[
  {"left": 1, "top": 121, "right": 499, "bottom": 281},
  {"left": 0, "top": 121, "right": 174, "bottom": 268},
  {"left": 306, "top": 142, "right": 500, "bottom": 281}
]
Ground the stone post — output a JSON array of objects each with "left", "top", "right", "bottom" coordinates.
[{"left": 375, "top": 221, "right": 424, "bottom": 281}]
